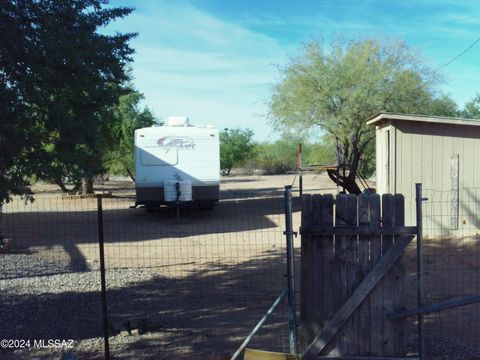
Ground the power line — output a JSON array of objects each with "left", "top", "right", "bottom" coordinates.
[{"left": 436, "top": 36, "right": 480, "bottom": 70}]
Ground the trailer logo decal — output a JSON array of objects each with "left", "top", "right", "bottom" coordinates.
[{"left": 157, "top": 136, "right": 196, "bottom": 151}]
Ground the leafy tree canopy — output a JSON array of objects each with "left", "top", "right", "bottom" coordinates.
[
  {"left": 462, "top": 94, "right": 480, "bottom": 119},
  {"left": 0, "top": 0, "right": 136, "bottom": 201},
  {"left": 105, "top": 88, "right": 156, "bottom": 181},
  {"left": 268, "top": 38, "right": 460, "bottom": 192}
]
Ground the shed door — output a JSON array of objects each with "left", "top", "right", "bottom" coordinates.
[{"left": 376, "top": 125, "right": 394, "bottom": 195}]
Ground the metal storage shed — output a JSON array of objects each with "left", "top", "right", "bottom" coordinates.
[{"left": 367, "top": 113, "right": 480, "bottom": 234}]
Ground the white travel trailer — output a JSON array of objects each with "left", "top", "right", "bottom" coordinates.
[{"left": 134, "top": 116, "right": 220, "bottom": 209}]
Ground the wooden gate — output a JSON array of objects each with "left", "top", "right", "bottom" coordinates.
[{"left": 300, "top": 193, "right": 417, "bottom": 359}]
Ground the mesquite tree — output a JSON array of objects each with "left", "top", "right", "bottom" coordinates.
[{"left": 269, "top": 38, "right": 459, "bottom": 193}]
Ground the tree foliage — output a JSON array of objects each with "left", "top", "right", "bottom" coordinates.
[
  {"left": 463, "top": 94, "right": 480, "bottom": 119},
  {"left": 269, "top": 38, "right": 459, "bottom": 191},
  {"left": 254, "top": 132, "right": 335, "bottom": 175},
  {"left": 220, "top": 128, "right": 256, "bottom": 175},
  {"left": 0, "top": 0, "right": 135, "bottom": 201},
  {"left": 255, "top": 139, "right": 299, "bottom": 175},
  {"left": 105, "top": 89, "right": 156, "bottom": 181}
]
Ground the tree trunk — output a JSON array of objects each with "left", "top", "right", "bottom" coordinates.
[
  {"left": 125, "top": 166, "right": 135, "bottom": 182},
  {"left": 54, "top": 178, "right": 82, "bottom": 193},
  {"left": 327, "top": 168, "right": 361, "bottom": 194},
  {"left": 72, "top": 182, "right": 82, "bottom": 192},
  {"left": 54, "top": 178, "right": 69, "bottom": 193},
  {"left": 335, "top": 139, "right": 348, "bottom": 166},
  {"left": 82, "top": 177, "right": 94, "bottom": 195},
  {"left": 329, "top": 139, "right": 362, "bottom": 194}
]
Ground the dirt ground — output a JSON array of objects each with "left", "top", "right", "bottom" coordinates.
[
  {"left": 28, "top": 171, "right": 338, "bottom": 196},
  {"left": 2, "top": 172, "right": 480, "bottom": 359},
  {"left": 2, "top": 172, "right": 333, "bottom": 359},
  {"left": 5, "top": 172, "right": 334, "bottom": 268}
]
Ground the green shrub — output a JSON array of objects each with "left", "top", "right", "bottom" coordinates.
[
  {"left": 220, "top": 128, "right": 256, "bottom": 175},
  {"left": 254, "top": 133, "right": 336, "bottom": 175}
]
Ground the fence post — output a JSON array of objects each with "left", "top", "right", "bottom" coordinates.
[
  {"left": 299, "top": 171, "right": 303, "bottom": 198},
  {"left": 0, "top": 203, "right": 3, "bottom": 240},
  {"left": 297, "top": 144, "right": 303, "bottom": 198},
  {"left": 284, "top": 185, "right": 298, "bottom": 354},
  {"left": 415, "top": 184, "right": 425, "bottom": 360},
  {"left": 230, "top": 289, "right": 288, "bottom": 360},
  {"left": 97, "top": 195, "right": 111, "bottom": 360}
]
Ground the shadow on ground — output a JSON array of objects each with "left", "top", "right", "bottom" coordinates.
[
  {"left": 0, "top": 248, "right": 293, "bottom": 360},
  {"left": 2, "top": 191, "right": 301, "bottom": 275}
]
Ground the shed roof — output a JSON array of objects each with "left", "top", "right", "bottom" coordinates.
[{"left": 366, "top": 113, "right": 480, "bottom": 127}]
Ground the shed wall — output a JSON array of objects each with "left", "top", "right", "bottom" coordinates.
[{"left": 376, "top": 120, "right": 480, "bottom": 233}]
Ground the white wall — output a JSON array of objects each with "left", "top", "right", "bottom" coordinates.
[{"left": 135, "top": 126, "right": 220, "bottom": 187}]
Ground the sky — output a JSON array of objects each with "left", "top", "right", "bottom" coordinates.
[{"left": 107, "top": 0, "right": 480, "bottom": 141}]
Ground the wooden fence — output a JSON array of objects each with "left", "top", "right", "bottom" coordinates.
[{"left": 300, "top": 193, "right": 417, "bottom": 358}]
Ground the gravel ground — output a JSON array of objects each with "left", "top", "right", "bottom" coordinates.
[
  {"left": 3, "top": 253, "right": 480, "bottom": 360},
  {"left": 0, "top": 251, "right": 278, "bottom": 360},
  {"left": 1, "top": 253, "right": 72, "bottom": 280},
  {"left": 0, "top": 253, "right": 259, "bottom": 359},
  {"left": 0, "top": 253, "right": 157, "bottom": 359},
  {"left": 0, "top": 254, "right": 155, "bottom": 293},
  {"left": 3, "top": 173, "right": 480, "bottom": 359}
]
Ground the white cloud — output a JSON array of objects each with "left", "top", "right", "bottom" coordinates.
[
  {"left": 108, "top": 0, "right": 480, "bottom": 139},
  {"left": 110, "top": 2, "right": 293, "bottom": 140}
]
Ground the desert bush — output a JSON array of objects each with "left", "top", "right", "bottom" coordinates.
[
  {"left": 220, "top": 128, "right": 256, "bottom": 175},
  {"left": 255, "top": 141, "right": 297, "bottom": 174}
]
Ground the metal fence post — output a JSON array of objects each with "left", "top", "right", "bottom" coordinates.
[
  {"left": 97, "top": 195, "right": 111, "bottom": 360},
  {"left": 297, "top": 144, "right": 303, "bottom": 198},
  {"left": 284, "top": 185, "right": 298, "bottom": 354},
  {"left": 0, "top": 203, "right": 3, "bottom": 240},
  {"left": 230, "top": 289, "right": 288, "bottom": 360},
  {"left": 299, "top": 171, "right": 303, "bottom": 199},
  {"left": 415, "top": 184, "right": 425, "bottom": 360}
]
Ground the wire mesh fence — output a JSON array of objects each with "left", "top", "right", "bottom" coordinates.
[
  {"left": 0, "top": 188, "right": 298, "bottom": 359},
  {"left": 0, "top": 196, "right": 104, "bottom": 359},
  {"left": 101, "top": 190, "right": 294, "bottom": 358},
  {"left": 421, "top": 188, "right": 480, "bottom": 359},
  {"left": 6, "top": 183, "right": 480, "bottom": 359}
]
